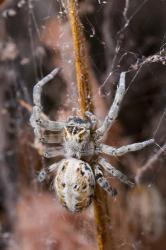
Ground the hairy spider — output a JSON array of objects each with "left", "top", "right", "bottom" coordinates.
[{"left": 30, "top": 68, "right": 154, "bottom": 212}]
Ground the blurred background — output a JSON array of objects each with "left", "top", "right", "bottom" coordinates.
[{"left": 0, "top": 0, "right": 166, "bottom": 249}]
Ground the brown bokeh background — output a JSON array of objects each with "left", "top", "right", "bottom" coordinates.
[{"left": 0, "top": 0, "right": 166, "bottom": 249}]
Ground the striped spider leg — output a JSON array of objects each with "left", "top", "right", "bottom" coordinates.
[
  {"left": 94, "top": 71, "right": 154, "bottom": 187},
  {"left": 94, "top": 164, "right": 117, "bottom": 196},
  {"left": 95, "top": 139, "right": 154, "bottom": 187},
  {"left": 98, "top": 157, "right": 135, "bottom": 187},
  {"left": 95, "top": 71, "right": 154, "bottom": 144},
  {"left": 30, "top": 68, "right": 65, "bottom": 137},
  {"left": 99, "top": 139, "right": 154, "bottom": 157},
  {"left": 30, "top": 68, "right": 65, "bottom": 146},
  {"left": 96, "top": 72, "right": 126, "bottom": 139}
]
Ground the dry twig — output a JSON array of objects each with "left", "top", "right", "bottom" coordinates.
[{"left": 68, "top": 1, "right": 112, "bottom": 249}]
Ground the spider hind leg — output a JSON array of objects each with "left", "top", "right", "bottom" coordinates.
[
  {"left": 37, "top": 168, "right": 48, "bottom": 183},
  {"left": 98, "top": 157, "right": 135, "bottom": 187},
  {"left": 95, "top": 164, "right": 117, "bottom": 196}
]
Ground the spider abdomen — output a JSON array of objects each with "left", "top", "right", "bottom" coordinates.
[{"left": 54, "top": 158, "right": 95, "bottom": 212}]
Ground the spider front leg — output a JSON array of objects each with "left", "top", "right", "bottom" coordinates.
[
  {"left": 30, "top": 106, "right": 65, "bottom": 131},
  {"left": 30, "top": 69, "right": 66, "bottom": 142},
  {"left": 33, "top": 68, "right": 60, "bottom": 109},
  {"left": 95, "top": 165, "right": 117, "bottom": 196},
  {"left": 96, "top": 72, "right": 126, "bottom": 139},
  {"left": 98, "top": 157, "right": 134, "bottom": 187},
  {"left": 30, "top": 106, "right": 64, "bottom": 145},
  {"left": 99, "top": 139, "right": 154, "bottom": 156}
]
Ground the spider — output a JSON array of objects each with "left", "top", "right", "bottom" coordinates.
[{"left": 30, "top": 68, "right": 154, "bottom": 212}]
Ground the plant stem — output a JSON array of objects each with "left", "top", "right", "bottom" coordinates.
[
  {"left": 68, "top": 0, "right": 93, "bottom": 115},
  {"left": 68, "top": 1, "right": 112, "bottom": 249}
]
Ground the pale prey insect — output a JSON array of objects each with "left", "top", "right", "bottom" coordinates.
[{"left": 30, "top": 68, "right": 154, "bottom": 212}]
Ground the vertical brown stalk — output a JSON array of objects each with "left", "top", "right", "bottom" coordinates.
[
  {"left": 68, "top": 0, "right": 93, "bottom": 115},
  {"left": 68, "top": 1, "right": 112, "bottom": 249}
]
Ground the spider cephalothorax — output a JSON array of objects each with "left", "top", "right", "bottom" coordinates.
[
  {"left": 64, "top": 116, "right": 95, "bottom": 160},
  {"left": 30, "top": 68, "right": 154, "bottom": 212}
]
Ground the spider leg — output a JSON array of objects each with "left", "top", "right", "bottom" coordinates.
[
  {"left": 30, "top": 68, "right": 65, "bottom": 132},
  {"left": 30, "top": 106, "right": 65, "bottom": 131},
  {"left": 39, "top": 133, "right": 63, "bottom": 144},
  {"left": 42, "top": 146, "right": 64, "bottom": 158},
  {"left": 32, "top": 119, "right": 63, "bottom": 144},
  {"left": 95, "top": 164, "right": 117, "bottom": 196},
  {"left": 33, "top": 68, "right": 60, "bottom": 108},
  {"left": 37, "top": 162, "right": 59, "bottom": 182},
  {"left": 48, "top": 162, "right": 59, "bottom": 173},
  {"left": 96, "top": 72, "right": 126, "bottom": 139},
  {"left": 98, "top": 157, "right": 134, "bottom": 187},
  {"left": 99, "top": 139, "right": 154, "bottom": 156},
  {"left": 37, "top": 168, "right": 48, "bottom": 183},
  {"left": 33, "top": 126, "right": 43, "bottom": 141}
]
